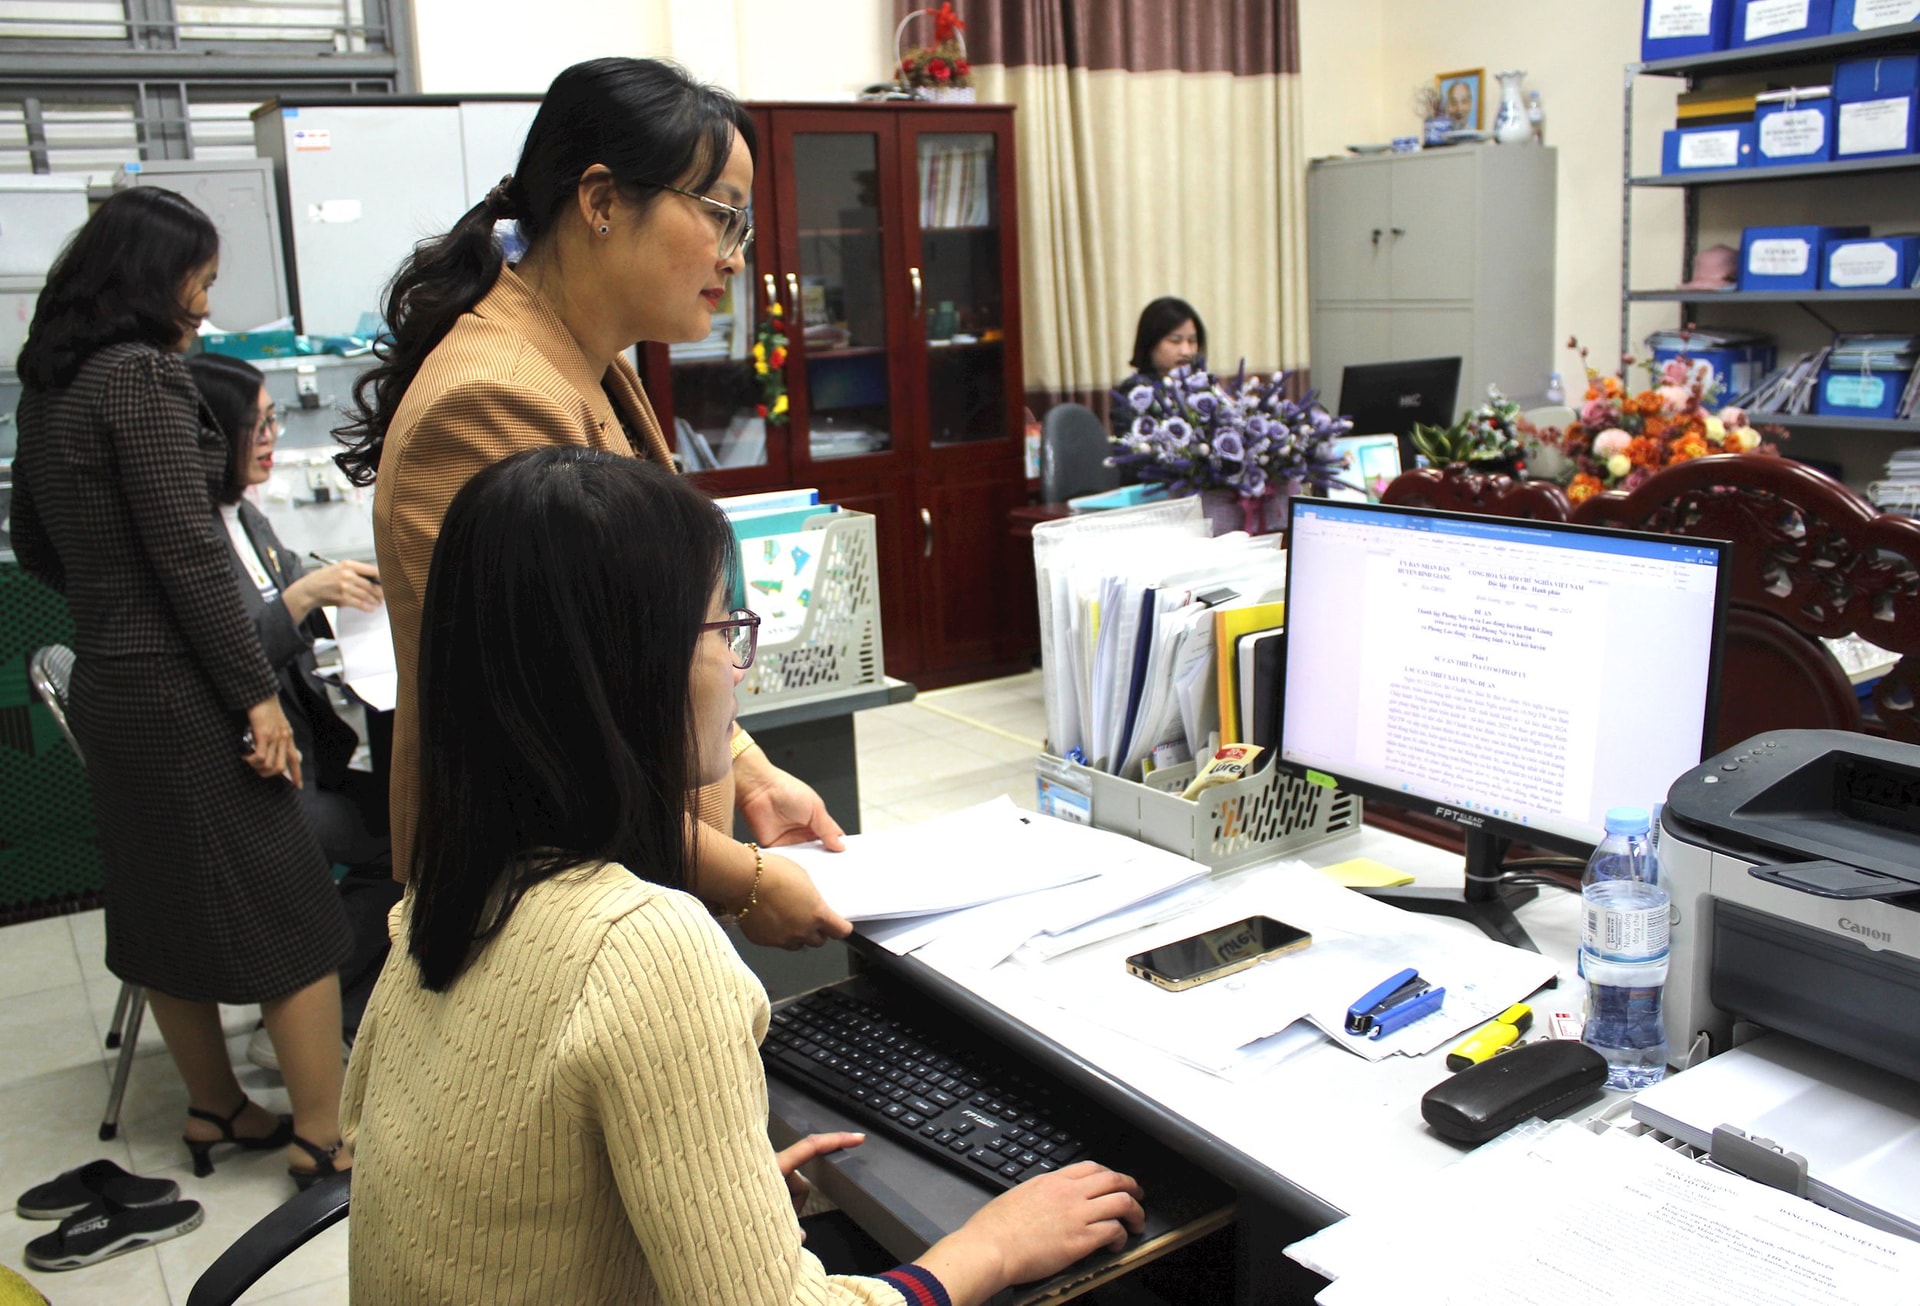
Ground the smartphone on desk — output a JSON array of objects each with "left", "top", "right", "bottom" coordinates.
[{"left": 1126, "top": 915, "right": 1311, "bottom": 992}]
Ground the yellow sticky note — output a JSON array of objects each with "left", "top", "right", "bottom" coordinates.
[{"left": 1318, "top": 857, "right": 1415, "bottom": 888}]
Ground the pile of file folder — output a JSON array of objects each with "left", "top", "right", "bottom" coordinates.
[{"left": 1031, "top": 497, "right": 1290, "bottom": 781}]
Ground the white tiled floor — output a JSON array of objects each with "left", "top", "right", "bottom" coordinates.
[{"left": 0, "top": 672, "right": 1048, "bottom": 1304}]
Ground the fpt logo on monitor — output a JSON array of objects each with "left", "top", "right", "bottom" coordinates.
[{"left": 1436, "top": 807, "right": 1486, "bottom": 829}]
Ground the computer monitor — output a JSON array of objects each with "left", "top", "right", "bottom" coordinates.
[
  {"left": 1277, "top": 498, "right": 1729, "bottom": 949},
  {"left": 1337, "top": 357, "right": 1462, "bottom": 470}
]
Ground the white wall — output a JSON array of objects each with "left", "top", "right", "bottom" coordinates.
[
  {"left": 1297, "top": 0, "right": 1683, "bottom": 387},
  {"left": 408, "top": 0, "right": 892, "bottom": 100}
]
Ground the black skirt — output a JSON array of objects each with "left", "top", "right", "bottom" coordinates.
[{"left": 70, "top": 655, "right": 352, "bottom": 1004}]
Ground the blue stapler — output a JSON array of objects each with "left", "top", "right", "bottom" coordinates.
[{"left": 1344, "top": 967, "right": 1445, "bottom": 1039}]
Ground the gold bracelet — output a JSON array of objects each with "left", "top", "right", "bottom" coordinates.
[{"left": 734, "top": 842, "right": 765, "bottom": 922}]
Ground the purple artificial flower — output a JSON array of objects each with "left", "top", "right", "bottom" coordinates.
[
  {"left": 1132, "top": 415, "right": 1156, "bottom": 439},
  {"left": 1214, "top": 430, "right": 1244, "bottom": 461},
  {"left": 1242, "top": 466, "right": 1268, "bottom": 498},
  {"left": 1163, "top": 416, "right": 1192, "bottom": 443},
  {"left": 1245, "top": 414, "right": 1272, "bottom": 439},
  {"left": 1128, "top": 384, "right": 1154, "bottom": 414},
  {"left": 1191, "top": 392, "right": 1218, "bottom": 420}
]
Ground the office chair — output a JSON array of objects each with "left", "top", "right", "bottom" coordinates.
[
  {"left": 28, "top": 644, "right": 147, "bottom": 1142},
  {"left": 1039, "top": 402, "right": 1120, "bottom": 504},
  {"left": 1573, "top": 455, "right": 1920, "bottom": 752},
  {"left": 184, "top": 1172, "right": 350, "bottom": 1306}
]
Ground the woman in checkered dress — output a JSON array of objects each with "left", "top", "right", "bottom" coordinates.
[{"left": 10, "top": 187, "right": 354, "bottom": 1188}]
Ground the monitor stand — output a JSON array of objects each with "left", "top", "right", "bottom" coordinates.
[{"left": 1369, "top": 830, "right": 1541, "bottom": 953}]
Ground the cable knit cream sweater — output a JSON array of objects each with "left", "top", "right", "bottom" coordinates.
[{"left": 340, "top": 861, "right": 911, "bottom": 1305}]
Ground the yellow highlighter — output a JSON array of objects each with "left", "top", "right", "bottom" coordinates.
[{"left": 1445, "top": 1003, "right": 1534, "bottom": 1072}]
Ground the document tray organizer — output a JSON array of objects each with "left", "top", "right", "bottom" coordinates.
[
  {"left": 1035, "top": 753, "right": 1361, "bottom": 873},
  {"left": 737, "top": 510, "right": 886, "bottom": 709}
]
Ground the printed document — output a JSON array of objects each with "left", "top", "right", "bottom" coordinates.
[
  {"left": 331, "top": 602, "right": 398, "bottom": 712},
  {"left": 1288, "top": 1121, "right": 1919, "bottom": 1305}
]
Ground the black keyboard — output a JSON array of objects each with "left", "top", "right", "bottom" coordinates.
[{"left": 762, "top": 986, "right": 1093, "bottom": 1192}]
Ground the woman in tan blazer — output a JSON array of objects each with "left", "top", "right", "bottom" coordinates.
[{"left": 334, "top": 57, "right": 848, "bottom": 949}]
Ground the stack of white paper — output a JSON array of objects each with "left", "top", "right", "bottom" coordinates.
[
  {"left": 331, "top": 602, "right": 398, "bottom": 712},
  {"left": 1287, "top": 1121, "right": 1919, "bottom": 1305}
]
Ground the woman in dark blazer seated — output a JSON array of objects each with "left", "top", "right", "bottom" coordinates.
[
  {"left": 11, "top": 187, "right": 353, "bottom": 1188},
  {"left": 1110, "top": 296, "right": 1208, "bottom": 438},
  {"left": 186, "top": 352, "right": 386, "bottom": 870}
]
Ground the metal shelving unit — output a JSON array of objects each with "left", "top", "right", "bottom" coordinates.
[{"left": 1621, "top": 22, "right": 1920, "bottom": 447}]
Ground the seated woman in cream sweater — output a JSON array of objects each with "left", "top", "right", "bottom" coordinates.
[{"left": 340, "top": 448, "right": 1145, "bottom": 1306}]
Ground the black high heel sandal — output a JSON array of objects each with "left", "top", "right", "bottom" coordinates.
[
  {"left": 181, "top": 1099, "right": 293, "bottom": 1177},
  {"left": 287, "top": 1135, "right": 347, "bottom": 1192}
]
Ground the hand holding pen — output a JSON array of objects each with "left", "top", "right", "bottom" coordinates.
[{"left": 291, "top": 552, "right": 382, "bottom": 614}]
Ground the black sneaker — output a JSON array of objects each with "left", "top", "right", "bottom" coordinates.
[
  {"left": 14, "top": 1160, "right": 181, "bottom": 1221},
  {"left": 23, "top": 1200, "right": 204, "bottom": 1271}
]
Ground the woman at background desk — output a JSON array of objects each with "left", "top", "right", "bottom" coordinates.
[
  {"left": 332, "top": 57, "right": 849, "bottom": 949},
  {"left": 12, "top": 188, "right": 352, "bottom": 1188},
  {"left": 342, "top": 447, "right": 1146, "bottom": 1305},
  {"left": 189, "top": 352, "right": 388, "bottom": 871},
  {"left": 1109, "top": 296, "right": 1208, "bottom": 439}
]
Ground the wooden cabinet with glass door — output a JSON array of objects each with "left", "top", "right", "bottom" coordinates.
[{"left": 640, "top": 102, "right": 1026, "bottom": 684}]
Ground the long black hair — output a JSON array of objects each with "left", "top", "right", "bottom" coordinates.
[
  {"left": 334, "top": 57, "right": 756, "bottom": 486},
  {"left": 407, "top": 447, "right": 738, "bottom": 991},
  {"left": 186, "top": 353, "right": 266, "bottom": 506},
  {"left": 1128, "top": 296, "right": 1207, "bottom": 374},
  {"left": 16, "top": 187, "right": 219, "bottom": 391}
]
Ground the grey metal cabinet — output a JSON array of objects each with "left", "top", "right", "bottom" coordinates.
[
  {"left": 253, "top": 96, "right": 542, "bottom": 339},
  {"left": 123, "top": 159, "right": 290, "bottom": 334},
  {"left": 1307, "top": 146, "right": 1557, "bottom": 413}
]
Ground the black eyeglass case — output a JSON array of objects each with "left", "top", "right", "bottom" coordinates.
[{"left": 1420, "top": 1039, "right": 1610, "bottom": 1145}]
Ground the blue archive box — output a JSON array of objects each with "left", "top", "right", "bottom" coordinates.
[
  {"left": 1830, "top": 0, "right": 1920, "bottom": 34},
  {"left": 1643, "top": 0, "right": 1732, "bottom": 61},
  {"left": 1663, "top": 123, "right": 1756, "bottom": 173},
  {"left": 1740, "top": 225, "right": 1869, "bottom": 290},
  {"left": 1816, "top": 363, "right": 1912, "bottom": 419},
  {"left": 1756, "top": 88, "right": 1834, "bottom": 164},
  {"left": 1652, "top": 342, "right": 1777, "bottom": 396},
  {"left": 1822, "top": 234, "right": 1920, "bottom": 288},
  {"left": 1734, "top": 0, "right": 1834, "bottom": 46},
  {"left": 1834, "top": 55, "right": 1920, "bottom": 158}
]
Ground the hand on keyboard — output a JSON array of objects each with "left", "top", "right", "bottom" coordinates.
[{"left": 919, "top": 1160, "right": 1147, "bottom": 1301}]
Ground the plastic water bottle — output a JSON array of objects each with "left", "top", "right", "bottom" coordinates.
[
  {"left": 1580, "top": 806, "right": 1670, "bottom": 1089},
  {"left": 1544, "top": 371, "right": 1566, "bottom": 405}
]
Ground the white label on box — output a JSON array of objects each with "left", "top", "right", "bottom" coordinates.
[
  {"left": 1648, "top": 0, "right": 1715, "bottom": 38},
  {"left": 292, "top": 128, "right": 330, "bottom": 152},
  {"left": 1748, "top": 238, "right": 1811, "bottom": 276},
  {"left": 1839, "top": 97, "right": 1913, "bottom": 155},
  {"left": 306, "top": 198, "right": 361, "bottom": 225},
  {"left": 1850, "top": 0, "right": 1920, "bottom": 29},
  {"left": 1829, "top": 241, "right": 1900, "bottom": 286},
  {"left": 1759, "top": 108, "right": 1825, "bottom": 157},
  {"left": 1745, "top": 0, "right": 1808, "bottom": 39},
  {"left": 1679, "top": 129, "right": 1742, "bottom": 168},
  {"left": 1826, "top": 374, "right": 1887, "bottom": 408}
]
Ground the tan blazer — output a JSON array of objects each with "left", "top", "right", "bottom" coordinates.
[{"left": 375, "top": 265, "right": 696, "bottom": 878}]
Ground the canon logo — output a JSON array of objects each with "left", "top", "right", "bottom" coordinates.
[
  {"left": 1436, "top": 807, "right": 1485, "bottom": 829},
  {"left": 1838, "top": 917, "right": 1894, "bottom": 945}
]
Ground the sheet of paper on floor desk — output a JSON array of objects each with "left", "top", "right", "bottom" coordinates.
[
  {"left": 781, "top": 797, "right": 1100, "bottom": 921},
  {"left": 861, "top": 820, "right": 1207, "bottom": 964},
  {"left": 1288, "top": 1121, "right": 1920, "bottom": 1306},
  {"left": 331, "top": 603, "right": 398, "bottom": 711},
  {"left": 1017, "top": 865, "right": 1556, "bottom": 1073}
]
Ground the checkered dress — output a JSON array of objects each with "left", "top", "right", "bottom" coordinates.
[{"left": 11, "top": 343, "right": 351, "bottom": 1003}]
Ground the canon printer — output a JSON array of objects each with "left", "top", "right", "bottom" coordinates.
[{"left": 1661, "top": 729, "right": 1920, "bottom": 1082}]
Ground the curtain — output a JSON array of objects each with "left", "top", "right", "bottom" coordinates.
[{"left": 898, "top": 0, "right": 1307, "bottom": 415}]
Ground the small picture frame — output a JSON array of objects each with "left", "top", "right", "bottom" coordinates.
[{"left": 1436, "top": 69, "right": 1485, "bottom": 132}]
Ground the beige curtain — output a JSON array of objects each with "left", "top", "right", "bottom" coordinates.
[{"left": 904, "top": 1, "right": 1308, "bottom": 412}]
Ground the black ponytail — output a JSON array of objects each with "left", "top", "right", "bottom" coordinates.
[{"left": 333, "top": 57, "right": 755, "bottom": 486}]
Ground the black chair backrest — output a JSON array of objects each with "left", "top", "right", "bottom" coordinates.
[
  {"left": 185, "top": 1172, "right": 350, "bottom": 1306},
  {"left": 1040, "top": 403, "right": 1120, "bottom": 504},
  {"left": 29, "top": 645, "right": 82, "bottom": 764}
]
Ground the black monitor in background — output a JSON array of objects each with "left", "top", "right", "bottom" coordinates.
[
  {"left": 1337, "top": 357, "right": 1463, "bottom": 470},
  {"left": 1276, "top": 498, "right": 1729, "bottom": 951}
]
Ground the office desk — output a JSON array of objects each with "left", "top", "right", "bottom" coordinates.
[{"left": 770, "top": 825, "right": 1583, "bottom": 1303}]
